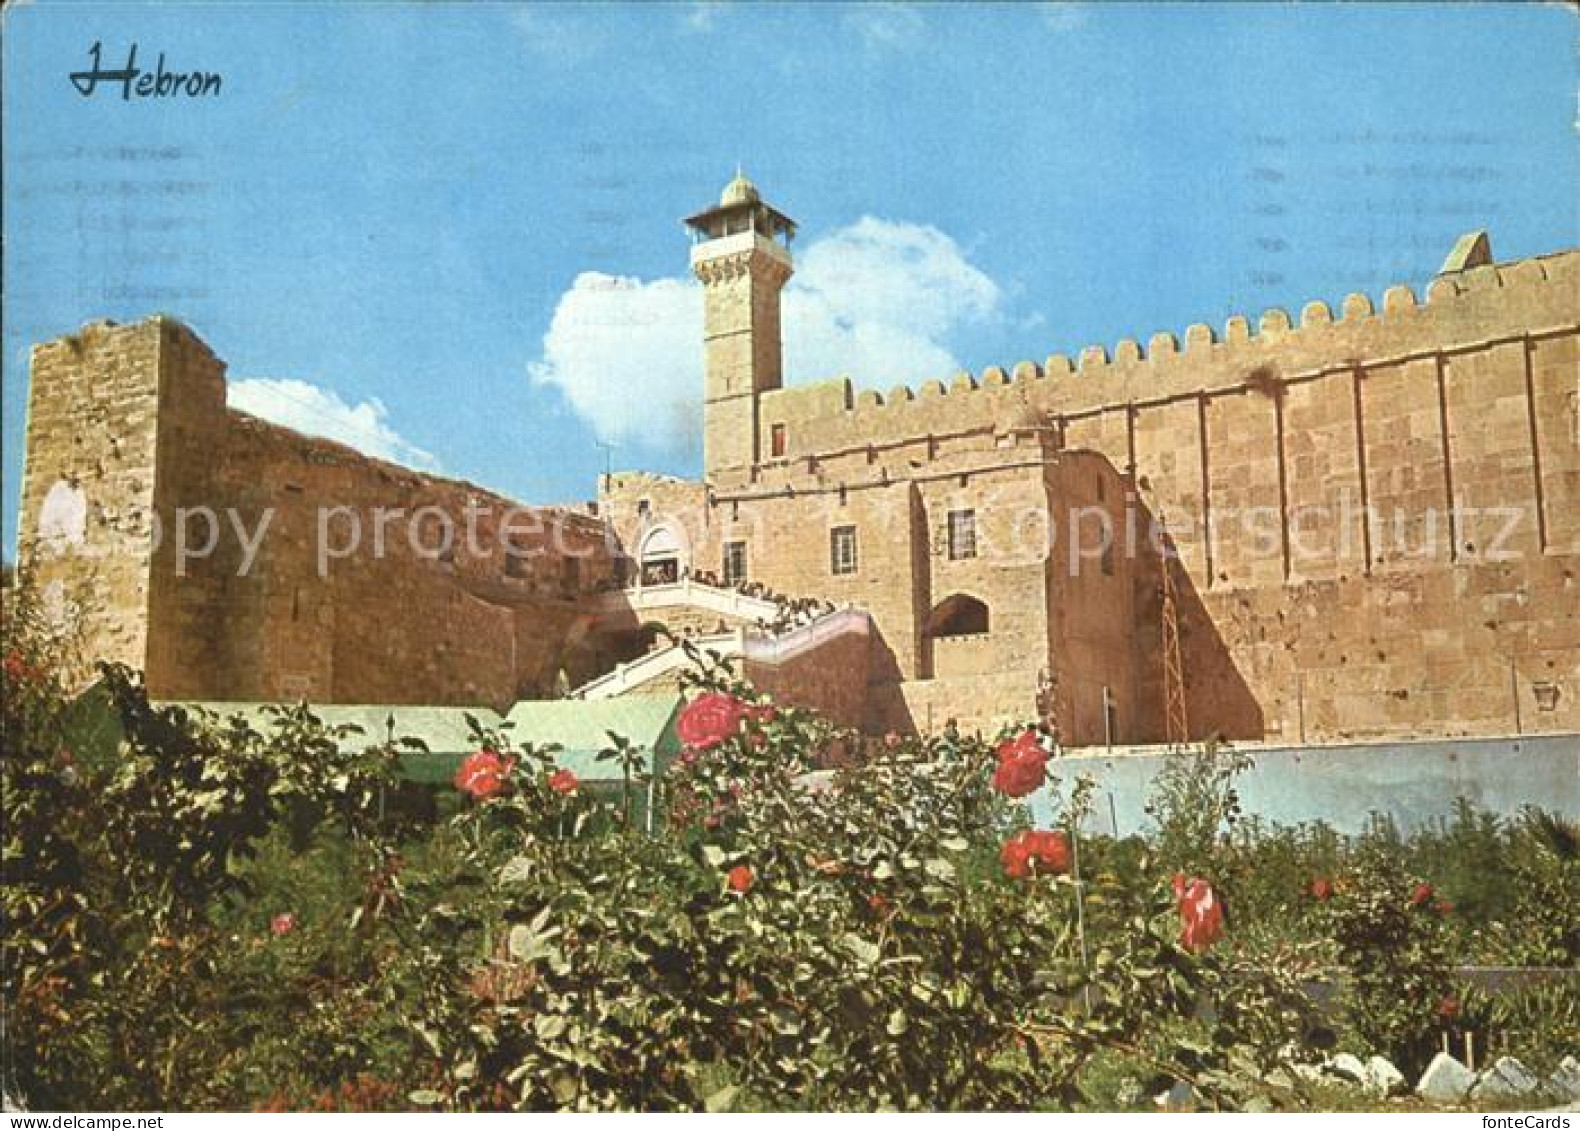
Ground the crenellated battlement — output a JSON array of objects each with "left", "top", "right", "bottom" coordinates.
[{"left": 758, "top": 244, "right": 1579, "bottom": 457}]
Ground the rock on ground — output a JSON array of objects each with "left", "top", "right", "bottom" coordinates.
[
  {"left": 1417, "top": 1052, "right": 1477, "bottom": 1105},
  {"left": 1472, "top": 1056, "right": 1541, "bottom": 1102},
  {"left": 1550, "top": 1057, "right": 1580, "bottom": 1105},
  {"left": 1326, "top": 1052, "right": 1368, "bottom": 1084},
  {"left": 1363, "top": 1055, "right": 1406, "bottom": 1097},
  {"left": 1154, "top": 1080, "right": 1195, "bottom": 1112}
]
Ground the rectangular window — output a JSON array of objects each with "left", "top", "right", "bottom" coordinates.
[
  {"left": 947, "top": 509, "right": 977, "bottom": 561},
  {"left": 770, "top": 423, "right": 787, "bottom": 458},
  {"left": 830, "top": 525, "right": 858, "bottom": 576},
  {"left": 636, "top": 499, "right": 651, "bottom": 518},
  {"left": 722, "top": 540, "right": 748, "bottom": 586}
]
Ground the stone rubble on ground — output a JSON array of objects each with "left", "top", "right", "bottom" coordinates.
[
  {"left": 1549, "top": 1056, "right": 1580, "bottom": 1105},
  {"left": 1471, "top": 1055, "right": 1542, "bottom": 1103},
  {"left": 1324, "top": 1052, "right": 1369, "bottom": 1085},
  {"left": 1290, "top": 1062, "right": 1326, "bottom": 1086},
  {"left": 1153, "top": 1080, "right": 1195, "bottom": 1111},
  {"left": 1362, "top": 1055, "right": 1406, "bottom": 1097},
  {"left": 1417, "top": 1051, "right": 1477, "bottom": 1105}
]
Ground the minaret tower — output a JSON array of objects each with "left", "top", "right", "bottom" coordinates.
[{"left": 684, "top": 172, "right": 796, "bottom": 479}]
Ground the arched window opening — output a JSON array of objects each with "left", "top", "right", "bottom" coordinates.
[{"left": 927, "top": 594, "right": 990, "bottom": 638}]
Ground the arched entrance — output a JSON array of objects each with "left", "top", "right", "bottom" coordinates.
[
  {"left": 638, "top": 523, "right": 687, "bottom": 586},
  {"left": 926, "top": 593, "right": 990, "bottom": 638}
]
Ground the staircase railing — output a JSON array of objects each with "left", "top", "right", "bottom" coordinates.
[{"left": 572, "top": 606, "right": 870, "bottom": 700}]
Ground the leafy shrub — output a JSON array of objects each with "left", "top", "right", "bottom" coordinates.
[{"left": 1320, "top": 845, "right": 1453, "bottom": 1075}]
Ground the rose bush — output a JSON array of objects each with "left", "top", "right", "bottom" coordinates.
[{"left": 3, "top": 574, "right": 1572, "bottom": 1111}]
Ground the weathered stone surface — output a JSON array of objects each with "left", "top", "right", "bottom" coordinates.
[
  {"left": 1364, "top": 1055, "right": 1406, "bottom": 1097},
  {"left": 1326, "top": 1053, "right": 1368, "bottom": 1084},
  {"left": 1154, "top": 1080, "right": 1194, "bottom": 1111},
  {"left": 18, "top": 201, "right": 1580, "bottom": 745},
  {"left": 1550, "top": 1056, "right": 1580, "bottom": 1104},
  {"left": 1471, "top": 1056, "right": 1541, "bottom": 1102},
  {"left": 1417, "top": 1052, "right": 1476, "bottom": 1105}
]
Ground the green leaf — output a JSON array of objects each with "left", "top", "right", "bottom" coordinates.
[
  {"left": 842, "top": 933, "right": 881, "bottom": 967},
  {"left": 705, "top": 1085, "right": 739, "bottom": 1112},
  {"left": 701, "top": 844, "right": 727, "bottom": 867},
  {"left": 886, "top": 1008, "right": 908, "bottom": 1036},
  {"left": 408, "top": 1089, "right": 444, "bottom": 1105}
]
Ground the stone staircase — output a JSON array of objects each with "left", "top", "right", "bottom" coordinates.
[
  {"left": 590, "top": 578, "right": 785, "bottom": 624},
  {"left": 573, "top": 603, "right": 871, "bottom": 700}
]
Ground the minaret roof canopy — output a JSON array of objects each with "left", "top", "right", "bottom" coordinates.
[{"left": 683, "top": 172, "right": 797, "bottom": 241}]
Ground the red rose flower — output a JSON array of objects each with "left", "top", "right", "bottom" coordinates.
[
  {"left": 1436, "top": 995, "right": 1461, "bottom": 1021},
  {"left": 547, "top": 768, "right": 579, "bottom": 795},
  {"left": 1173, "top": 874, "right": 1225, "bottom": 953},
  {"left": 995, "top": 730, "right": 1043, "bottom": 765},
  {"left": 4, "top": 651, "right": 27, "bottom": 682},
  {"left": 726, "top": 864, "right": 754, "bottom": 894},
  {"left": 1000, "top": 829, "right": 1072, "bottom": 880},
  {"left": 270, "top": 912, "right": 297, "bottom": 937},
  {"left": 1409, "top": 881, "right": 1434, "bottom": 907},
  {"left": 867, "top": 893, "right": 893, "bottom": 918},
  {"left": 991, "top": 732, "right": 1048, "bottom": 798},
  {"left": 1310, "top": 877, "right": 1333, "bottom": 901},
  {"left": 1435, "top": 898, "right": 1454, "bottom": 916},
  {"left": 455, "top": 749, "right": 511, "bottom": 801},
  {"left": 678, "top": 692, "right": 748, "bottom": 750}
]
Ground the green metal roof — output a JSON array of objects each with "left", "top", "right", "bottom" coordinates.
[
  {"left": 73, "top": 690, "right": 683, "bottom": 791},
  {"left": 501, "top": 694, "right": 683, "bottom": 780},
  {"left": 169, "top": 701, "right": 499, "bottom": 756}
]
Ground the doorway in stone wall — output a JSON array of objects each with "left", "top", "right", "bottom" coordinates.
[{"left": 638, "top": 523, "right": 686, "bottom": 586}]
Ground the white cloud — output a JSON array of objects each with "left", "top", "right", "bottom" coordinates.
[
  {"left": 228, "top": 378, "right": 440, "bottom": 472},
  {"left": 528, "top": 217, "right": 1003, "bottom": 452}
]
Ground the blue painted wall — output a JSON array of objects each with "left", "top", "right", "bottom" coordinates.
[{"left": 1029, "top": 734, "right": 1580, "bottom": 837}]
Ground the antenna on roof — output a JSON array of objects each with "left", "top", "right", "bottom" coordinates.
[{"left": 595, "top": 440, "right": 617, "bottom": 487}]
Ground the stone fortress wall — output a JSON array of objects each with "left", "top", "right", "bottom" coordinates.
[
  {"left": 604, "top": 223, "right": 1580, "bottom": 742},
  {"left": 19, "top": 317, "right": 621, "bottom": 709},
  {"left": 17, "top": 179, "right": 1579, "bottom": 746}
]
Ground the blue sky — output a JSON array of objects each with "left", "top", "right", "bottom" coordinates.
[{"left": 4, "top": 2, "right": 1576, "bottom": 553}]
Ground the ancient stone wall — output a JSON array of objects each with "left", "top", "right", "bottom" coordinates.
[
  {"left": 20, "top": 317, "right": 620, "bottom": 708},
  {"left": 18, "top": 318, "right": 222, "bottom": 683},
  {"left": 745, "top": 624, "right": 870, "bottom": 731},
  {"left": 640, "top": 246, "right": 1579, "bottom": 742}
]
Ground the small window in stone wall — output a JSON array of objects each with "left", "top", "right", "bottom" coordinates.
[
  {"left": 831, "top": 525, "right": 858, "bottom": 576},
  {"left": 770, "top": 423, "right": 787, "bottom": 458},
  {"left": 723, "top": 540, "right": 748, "bottom": 586},
  {"left": 637, "top": 499, "right": 651, "bottom": 518},
  {"left": 947, "top": 509, "right": 977, "bottom": 561}
]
